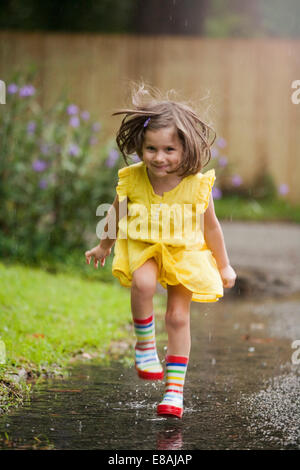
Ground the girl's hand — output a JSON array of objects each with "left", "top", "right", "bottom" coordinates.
[
  {"left": 219, "top": 265, "right": 237, "bottom": 289},
  {"left": 85, "top": 245, "right": 111, "bottom": 268}
]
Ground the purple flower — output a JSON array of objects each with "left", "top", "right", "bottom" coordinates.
[
  {"left": 212, "top": 187, "right": 222, "bottom": 200},
  {"left": 106, "top": 149, "right": 119, "bottom": 168},
  {"left": 19, "top": 85, "right": 36, "bottom": 97},
  {"left": 232, "top": 174, "right": 243, "bottom": 186},
  {"left": 40, "top": 143, "right": 51, "bottom": 155},
  {"left": 39, "top": 178, "right": 48, "bottom": 189},
  {"left": 68, "top": 143, "right": 80, "bottom": 156},
  {"left": 81, "top": 110, "right": 90, "bottom": 121},
  {"left": 32, "top": 159, "right": 47, "bottom": 172},
  {"left": 216, "top": 137, "right": 227, "bottom": 148},
  {"left": 92, "top": 122, "right": 101, "bottom": 132},
  {"left": 27, "top": 121, "right": 36, "bottom": 134},
  {"left": 278, "top": 183, "right": 289, "bottom": 195},
  {"left": 7, "top": 83, "right": 18, "bottom": 94},
  {"left": 67, "top": 104, "right": 79, "bottom": 115},
  {"left": 89, "top": 136, "right": 98, "bottom": 146},
  {"left": 69, "top": 116, "right": 80, "bottom": 128},
  {"left": 218, "top": 156, "right": 228, "bottom": 167},
  {"left": 132, "top": 153, "right": 140, "bottom": 162},
  {"left": 211, "top": 146, "right": 219, "bottom": 159}
]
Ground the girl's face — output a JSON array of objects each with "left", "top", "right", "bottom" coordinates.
[{"left": 142, "top": 126, "right": 183, "bottom": 179}]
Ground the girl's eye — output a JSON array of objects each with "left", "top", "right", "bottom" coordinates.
[
  {"left": 147, "top": 146, "right": 155, "bottom": 151},
  {"left": 167, "top": 147, "right": 175, "bottom": 152}
]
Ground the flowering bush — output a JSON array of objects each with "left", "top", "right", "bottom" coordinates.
[
  {"left": 0, "top": 68, "right": 123, "bottom": 263},
  {"left": 208, "top": 136, "right": 288, "bottom": 201}
]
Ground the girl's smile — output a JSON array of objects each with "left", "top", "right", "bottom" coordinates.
[{"left": 142, "top": 126, "right": 184, "bottom": 186}]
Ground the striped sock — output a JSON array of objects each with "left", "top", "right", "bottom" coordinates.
[
  {"left": 134, "top": 313, "right": 164, "bottom": 380},
  {"left": 157, "top": 355, "right": 189, "bottom": 419}
]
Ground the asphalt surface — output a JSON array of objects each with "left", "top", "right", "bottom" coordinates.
[{"left": 221, "top": 220, "right": 300, "bottom": 298}]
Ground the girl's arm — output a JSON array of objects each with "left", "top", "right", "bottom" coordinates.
[
  {"left": 85, "top": 194, "right": 127, "bottom": 267},
  {"left": 203, "top": 194, "right": 236, "bottom": 288},
  {"left": 99, "top": 194, "right": 121, "bottom": 250}
]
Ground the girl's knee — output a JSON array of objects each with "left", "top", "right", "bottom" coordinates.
[
  {"left": 165, "top": 308, "right": 190, "bottom": 330},
  {"left": 131, "top": 259, "right": 158, "bottom": 296},
  {"left": 132, "top": 276, "right": 156, "bottom": 296}
]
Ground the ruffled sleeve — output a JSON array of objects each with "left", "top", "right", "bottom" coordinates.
[
  {"left": 196, "top": 168, "right": 216, "bottom": 211},
  {"left": 115, "top": 166, "right": 132, "bottom": 202}
]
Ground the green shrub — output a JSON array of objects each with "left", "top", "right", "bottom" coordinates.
[{"left": 0, "top": 66, "right": 126, "bottom": 264}]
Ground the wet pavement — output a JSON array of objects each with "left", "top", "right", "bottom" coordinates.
[
  {"left": 0, "top": 293, "right": 299, "bottom": 450},
  {"left": 221, "top": 221, "right": 300, "bottom": 298}
]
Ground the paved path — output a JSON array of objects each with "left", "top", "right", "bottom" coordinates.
[{"left": 221, "top": 221, "right": 300, "bottom": 297}]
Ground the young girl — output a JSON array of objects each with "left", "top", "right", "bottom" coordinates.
[{"left": 85, "top": 85, "right": 237, "bottom": 419}]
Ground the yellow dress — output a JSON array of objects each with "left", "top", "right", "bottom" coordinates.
[{"left": 111, "top": 161, "right": 224, "bottom": 302}]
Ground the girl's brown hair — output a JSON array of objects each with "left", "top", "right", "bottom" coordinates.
[{"left": 112, "top": 83, "right": 216, "bottom": 177}]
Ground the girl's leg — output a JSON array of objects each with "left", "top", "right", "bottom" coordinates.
[
  {"left": 131, "top": 257, "right": 158, "bottom": 320},
  {"left": 131, "top": 258, "right": 163, "bottom": 380},
  {"left": 165, "top": 283, "right": 192, "bottom": 357},
  {"left": 157, "top": 283, "right": 193, "bottom": 418}
]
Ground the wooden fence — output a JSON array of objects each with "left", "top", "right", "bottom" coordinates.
[{"left": 1, "top": 31, "right": 300, "bottom": 202}]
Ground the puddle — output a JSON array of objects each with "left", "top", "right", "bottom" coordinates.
[{"left": 0, "top": 295, "right": 299, "bottom": 450}]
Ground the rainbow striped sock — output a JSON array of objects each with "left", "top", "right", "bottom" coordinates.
[
  {"left": 157, "top": 355, "right": 189, "bottom": 419},
  {"left": 134, "top": 313, "right": 164, "bottom": 380}
]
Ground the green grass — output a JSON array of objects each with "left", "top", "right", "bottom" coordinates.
[
  {"left": 0, "top": 262, "right": 134, "bottom": 370},
  {"left": 0, "top": 261, "right": 137, "bottom": 413},
  {"left": 215, "top": 196, "right": 300, "bottom": 223}
]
